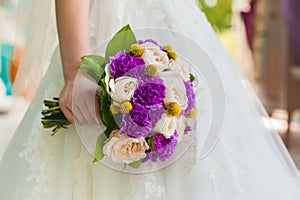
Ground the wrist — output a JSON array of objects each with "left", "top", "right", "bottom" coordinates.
[
  {"left": 63, "top": 72, "right": 77, "bottom": 84},
  {"left": 62, "top": 60, "right": 82, "bottom": 84}
]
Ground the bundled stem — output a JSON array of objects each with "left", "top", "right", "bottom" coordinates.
[{"left": 41, "top": 97, "right": 71, "bottom": 136}]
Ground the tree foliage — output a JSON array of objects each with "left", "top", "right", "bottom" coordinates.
[{"left": 197, "top": 0, "right": 233, "bottom": 33}]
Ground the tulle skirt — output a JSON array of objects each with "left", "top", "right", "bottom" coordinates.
[{"left": 1, "top": 0, "right": 300, "bottom": 199}]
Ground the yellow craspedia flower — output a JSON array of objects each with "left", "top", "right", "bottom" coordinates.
[
  {"left": 146, "top": 64, "right": 159, "bottom": 76},
  {"left": 185, "top": 107, "right": 196, "bottom": 118},
  {"left": 167, "top": 50, "right": 177, "bottom": 60},
  {"left": 110, "top": 104, "right": 119, "bottom": 115},
  {"left": 129, "top": 43, "right": 144, "bottom": 57},
  {"left": 166, "top": 102, "right": 181, "bottom": 116},
  {"left": 163, "top": 44, "right": 173, "bottom": 52},
  {"left": 119, "top": 101, "right": 133, "bottom": 114}
]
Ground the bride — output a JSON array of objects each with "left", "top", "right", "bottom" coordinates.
[{"left": 1, "top": 0, "right": 300, "bottom": 199}]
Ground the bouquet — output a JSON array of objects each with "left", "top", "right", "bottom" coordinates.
[{"left": 42, "top": 25, "right": 197, "bottom": 169}]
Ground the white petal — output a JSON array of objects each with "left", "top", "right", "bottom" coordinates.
[
  {"left": 154, "top": 114, "right": 177, "bottom": 138},
  {"left": 160, "top": 71, "right": 188, "bottom": 110},
  {"left": 105, "top": 64, "right": 112, "bottom": 94}
]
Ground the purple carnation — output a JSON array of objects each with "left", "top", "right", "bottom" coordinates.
[
  {"left": 149, "top": 104, "right": 165, "bottom": 125},
  {"left": 143, "top": 132, "right": 178, "bottom": 162},
  {"left": 125, "top": 65, "right": 164, "bottom": 86},
  {"left": 184, "top": 126, "right": 192, "bottom": 135},
  {"left": 152, "top": 134, "right": 172, "bottom": 151},
  {"left": 133, "top": 83, "right": 165, "bottom": 109},
  {"left": 130, "top": 104, "right": 151, "bottom": 127},
  {"left": 120, "top": 115, "right": 152, "bottom": 138},
  {"left": 137, "top": 39, "right": 164, "bottom": 51},
  {"left": 109, "top": 50, "right": 145, "bottom": 78},
  {"left": 125, "top": 65, "right": 148, "bottom": 84},
  {"left": 120, "top": 104, "right": 152, "bottom": 138},
  {"left": 182, "top": 81, "right": 196, "bottom": 114}
]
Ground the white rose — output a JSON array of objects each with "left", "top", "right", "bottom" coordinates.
[
  {"left": 103, "top": 130, "right": 149, "bottom": 163},
  {"left": 141, "top": 42, "right": 169, "bottom": 72},
  {"left": 154, "top": 113, "right": 177, "bottom": 138},
  {"left": 169, "top": 58, "right": 190, "bottom": 81},
  {"left": 160, "top": 71, "right": 188, "bottom": 111},
  {"left": 109, "top": 76, "right": 138, "bottom": 103}
]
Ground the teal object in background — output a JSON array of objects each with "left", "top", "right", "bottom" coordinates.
[{"left": 0, "top": 44, "right": 14, "bottom": 95}]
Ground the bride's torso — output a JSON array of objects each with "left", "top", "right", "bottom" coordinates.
[
  {"left": 13, "top": 0, "right": 210, "bottom": 98},
  {"left": 89, "top": 0, "right": 209, "bottom": 48}
]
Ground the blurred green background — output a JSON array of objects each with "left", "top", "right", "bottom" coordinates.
[
  {"left": 197, "top": 0, "right": 233, "bottom": 33},
  {"left": 197, "top": 0, "right": 236, "bottom": 58}
]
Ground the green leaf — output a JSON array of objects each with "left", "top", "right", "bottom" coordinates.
[
  {"left": 105, "top": 24, "right": 137, "bottom": 60},
  {"left": 189, "top": 73, "right": 195, "bottom": 82},
  {"left": 99, "top": 94, "right": 111, "bottom": 127},
  {"left": 93, "top": 133, "right": 108, "bottom": 162},
  {"left": 99, "top": 92, "right": 118, "bottom": 130},
  {"left": 99, "top": 77, "right": 106, "bottom": 90},
  {"left": 78, "top": 55, "right": 106, "bottom": 82},
  {"left": 128, "top": 159, "right": 142, "bottom": 168}
]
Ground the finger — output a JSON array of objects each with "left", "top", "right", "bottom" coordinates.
[
  {"left": 94, "top": 96, "right": 102, "bottom": 125},
  {"left": 74, "top": 114, "right": 87, "bottom": 126},
  {"left": 84, "top": 96, "right": 101, "bottom": 125},
  {"left": 61, "top": 105, "right": 74, "bottom": 123},
  {"left": 96, "top": 85, "right": 102, "bottom": 95},
  {"left": 73, "top": 112, "right": 87, "bottom": 126},
  {"left": 83, "top": 85, "right": 101, "bottom": 125},
  {"left": 95, "top": 86, "right": 102, "bottom": 124},
  {"left": 73, "top": 105, "right": 91, "bottom": 126},
  {"left": 82, "top": 102, "right": 99, "bottom": 125}
]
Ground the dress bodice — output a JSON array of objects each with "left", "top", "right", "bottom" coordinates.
[{"left": 88, "top": 0, "right": 206, "bottom": 48}]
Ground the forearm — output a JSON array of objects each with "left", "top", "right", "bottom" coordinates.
[{"left": 55, "top": 0, "right": 90, "bottom": 83}]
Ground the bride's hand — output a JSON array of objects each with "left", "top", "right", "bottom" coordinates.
[{"left": 59, "top": 71, "right": 101, "bottom": 125}]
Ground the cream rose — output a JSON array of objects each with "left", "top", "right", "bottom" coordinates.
[
  {"left": 141, "top": 42, "right": 169, "bottom": 72},
  {"left": 154, "top": 113, "right": 177, "bottom": 138},
  {"left": 160, "top": 71, "right": 188, "bottom": 111},
  {"left": 168, "top": 58, "right": 190, "bottom": 81},
  {"left": 109, "top": 76, "right": 138, "bottom": 103},
  {"left": 103, "top": 130, "right": 149, "bottom": 163}
]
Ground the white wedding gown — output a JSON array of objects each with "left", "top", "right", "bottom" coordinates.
[{"left": 1, "top": 0, "right": 300, "bottom": 199}]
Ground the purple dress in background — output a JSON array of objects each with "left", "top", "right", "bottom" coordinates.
[
  {"left": 281, "top": 0, "right": 300, "bottom": 66},
  {"left": 241, "top": 0, "right": 257, "bottom": 51}
]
